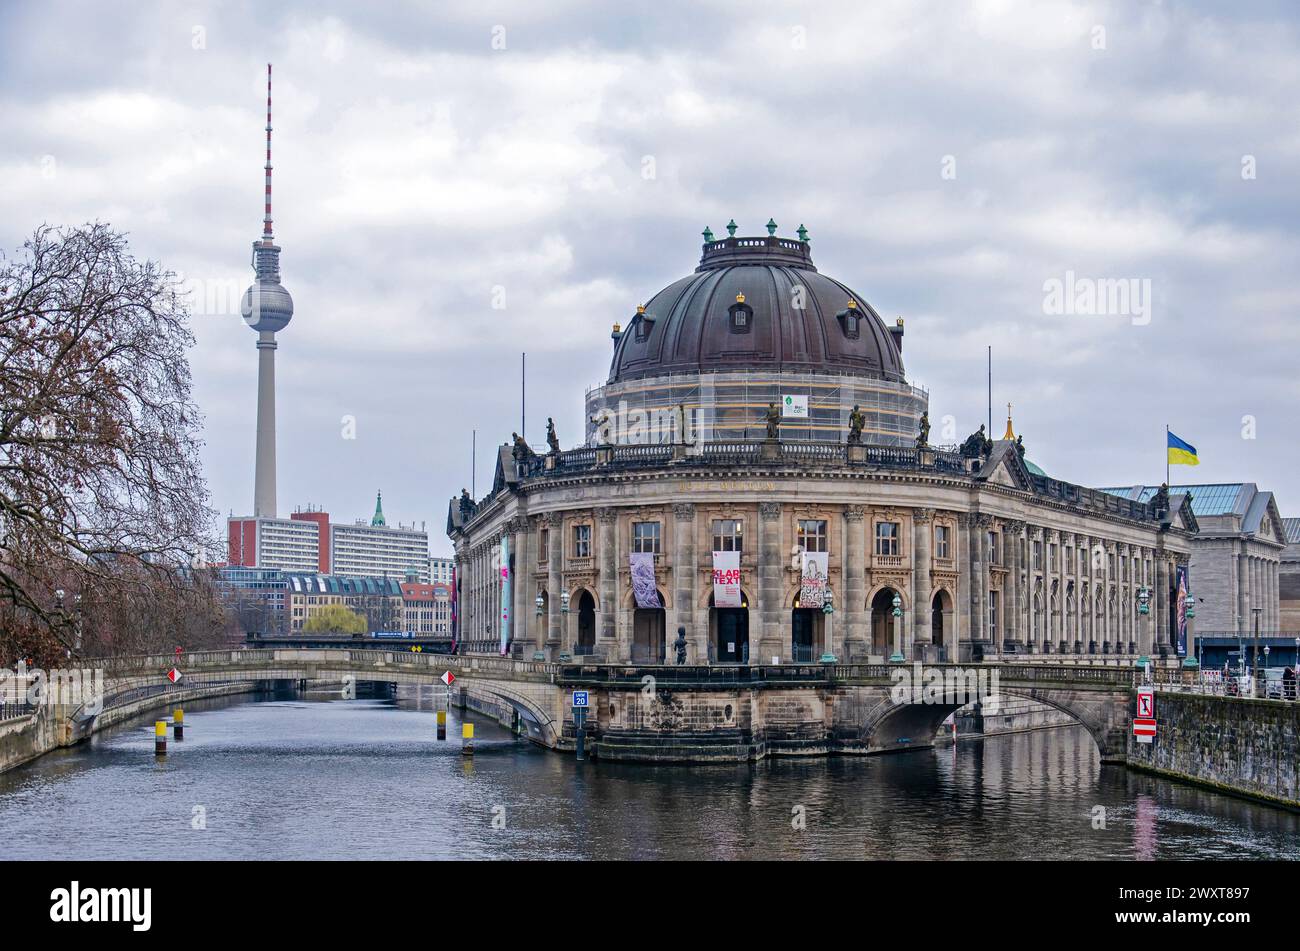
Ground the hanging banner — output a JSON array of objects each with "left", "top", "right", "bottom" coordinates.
[
  {"left": 800, "top": 551, "right": 828, "bottom": 609},
  {"left": 449, "top": 565, "right": 459, "bottom": 652},
  {"left": 712, "top": 550, "right": 741, "bottom": 608},
  {"left": 499, "top": 537, "right": 511, "bottom": 656},
  {"left": 1174, "top": 564, "right": 1188, "bottom": 657},
  {"left": 782, "top": 394, "right": 808, "bottom": 418},
  {"left": 630, "top": 552, "right": 659, "bottom": 609}
]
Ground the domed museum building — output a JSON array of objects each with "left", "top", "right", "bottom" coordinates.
[{"left": 447, "top": 224, "right": 1196, "bottom": 667}]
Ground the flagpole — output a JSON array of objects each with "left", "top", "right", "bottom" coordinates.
[{"left": 1165, "top": 424, "right": 1169, "bottom": 486}]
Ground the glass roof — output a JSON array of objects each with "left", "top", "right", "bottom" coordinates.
[{"left": 1099, "top": 483, "right": 1243, "bottom": 516}]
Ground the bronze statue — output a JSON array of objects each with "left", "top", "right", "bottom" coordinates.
[
  {"left": 458, "top": 489, "right": 475, "bottom": 520},
  {"left": 1015, "top": 434, "right": 1025, "bottom": 459},
  {"left": 917, "top": 411, "right": 931, "bottom": 448},
  {"left": 673, "top": 626, "right": 688, "bottom": 665},
  {"left": 765, "top": 402, "right": 781, "bottom": 439},
  {"left": 1151, "top": 482, "right": 1170, "bottom": 516},
  {"left": 959, "top": 424, "right": 992, "bottom": 459},
  {"left": 847, "top": 404, "right": 865, "bottom": 445},
  {"left": 511, "top": 432, "right": 535, "bottom": 462},
  {"left": 546, "top": 417, "right": 560, "bottom": 454}
]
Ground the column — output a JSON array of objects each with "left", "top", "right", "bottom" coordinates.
[
  {"left": 758, "top": 501, "right": 784, "bottom": 664},
  {"left": 672, "top": 503, "right": 699, "bottom": 662},
  {"left": 912, "top": 508, "right": 934, "bottom": 660},
  {"left": 545, "top": 513, "right": 563, "bottom": 660},
  {"left": 968, "top": 513, "right": 986, "bottom": 648},
  {"left": 596, "top": 507, "right": 618, "bottom": 660},
  {"left": 510, "top": 517, "right": 529, "bottom": 655},
  {"left": 843, "top": 505, "right": 867, "bottom": 659},
  {"left": 1155, "top": 555, "right": 1169, "bottom": 654},
  {"left": 1236, "top": 548, "right": 1249, "bottom": 635},
  {"left": 955, "top": 513, "right": 972, "bottom": 655},
  {"left": 1004, "top": 520, "right": 1022, "bottom": 650}
]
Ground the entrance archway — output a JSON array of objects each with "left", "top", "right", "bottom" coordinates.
[
  {"left": 632, "top": 590, "right": 667, "bottom": 664},
  {"left": 931, "top": 589, "right": 953, "bottom": 658},
  {"left": 791, "top": 595, "right": 824, "bottom": 662},
  {"left": 576, "top": 590, "right": 596, "bottom": 655},
  {"left": 871, "top": 588, "right": 901, "bottom": 657},
  {"left": 709, "top": 590, "right": 750, "bottom": 663}
]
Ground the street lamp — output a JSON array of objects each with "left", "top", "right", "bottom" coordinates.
[
  {"left": 535, "top": 592, "right": 544, "bottom": 618},
  {"left": 889, "top": 593, "right": 905, "bottom": 663},
  {"left": 560, "top": 590, "right": 571, "bottom": 614},
  {"left": 1182, "top": 595, "right": 1199, "bottom": 669},
  {"left": 1251, "top": 606, "right": 1263, "bottom": 697},
  {"left": 819, "top": 586, "right": 837, "bottom": 664}
]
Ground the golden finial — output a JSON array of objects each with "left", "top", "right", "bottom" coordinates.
[
  {"left": 636, "top": 304, "right": 646, "bottom": 314},
  {"left": 847, "top": 298, "right": 857, "bottom": 309},
  {"left": 612, "top": 322, "right": 621, "bottom": 333},
  {"left": 735, "top": 291, "right": 745, "bottom": 304},
  {"left": 1003, "top": 402, "right": 1016, "bottom": 441},
  {"left": 896, "top": 317, "right": 904, "bottom": 327}
]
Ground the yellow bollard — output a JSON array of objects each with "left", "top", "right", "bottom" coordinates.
[
  {"left": 173, "top": 708, "right": 184, "bottom": 740},
  {"left": 461, "top": 722, "right": 474, "bottom": 756},
  {"left": 154, "top": 720, "right": 167, "bottom": 756},
  {"left": 436, "top": 710, "right": 447, "bottom": 741}
]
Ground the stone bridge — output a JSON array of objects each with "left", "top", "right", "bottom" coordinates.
[{"left": 89, "top": 649, "right": 1142, "bottom": 762}]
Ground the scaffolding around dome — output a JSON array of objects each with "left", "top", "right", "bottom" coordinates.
[{"left": 585, "top": 370, "right": 928, "bottom": 448}]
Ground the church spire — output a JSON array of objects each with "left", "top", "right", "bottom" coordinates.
[
  {"left": 371, "top": 490, "right": 386, "bottom": 527},
  {"left": 1003, "top": 402, "right": 1016, "bottom": 441}
]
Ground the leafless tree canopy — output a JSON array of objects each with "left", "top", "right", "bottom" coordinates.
[{"left": 0, "top": 223, "right": 225, "bottom": 663}]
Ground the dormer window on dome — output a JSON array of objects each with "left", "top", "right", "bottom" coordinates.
[
  {"left": 633, "top": 304, "right": 653, "bottom": 342},
  {"left": 728, "top": 291, "right": 753, "bottom": 334},
  {"left": 836, "top": 299, "right": 863, "bottom": 339}
]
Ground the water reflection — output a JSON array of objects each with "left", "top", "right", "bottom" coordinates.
[{"left": 0, "top": 689, "right": 1295, "bottom": 860}]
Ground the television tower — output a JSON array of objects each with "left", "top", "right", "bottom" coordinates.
[{"left": 240, "top": 63, "right": 294, "bottom": 518}]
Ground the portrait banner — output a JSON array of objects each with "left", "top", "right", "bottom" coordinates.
[
  {"left": 712, "top": 550, "right": 741, "bottom": 608},
  {"left": 800, "top": 551, "right": 828, "bottom": 609},
  {"left": 631, "top": 553, "right": 659, "bottom": 608}
]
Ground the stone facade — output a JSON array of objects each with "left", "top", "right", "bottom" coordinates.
[{"left": 448, "top": 441, "right": 1196, "bottom": 666}]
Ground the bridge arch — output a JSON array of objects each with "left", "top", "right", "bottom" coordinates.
[{"left": 857, "top": 676, "right": 1129, "bottom": 761}]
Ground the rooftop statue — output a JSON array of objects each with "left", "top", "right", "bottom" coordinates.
[
  {"left": 959, "top": 424, "right": 991, "bottom": 460},
  {"left": 847, "top": 404, "right": 865, "bottom": 445},
  {"left": 546, "top": 417, "right": 560, "bottom": 455},
  {"left": 511, "top": 432, "right": 536, "bottom": 462},
  {"left": 765, "top": 402, "right": 781, "bottom": 440},
  {"left": 917, "top": 411, "right": 931, "bottom": 449},
  {"left": 459, "top": 489, "right": 475, "bottom": 521}
]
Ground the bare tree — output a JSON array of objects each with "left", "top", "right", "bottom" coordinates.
[{"left": 0, "top": 223, "right": 217, "bottom": 664}]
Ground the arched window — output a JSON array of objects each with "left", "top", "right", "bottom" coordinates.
[{"left": 728, "top": 292, "right": 753, "bottom": 334}]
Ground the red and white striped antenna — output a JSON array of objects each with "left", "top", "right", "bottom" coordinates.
[{"left": 263, "top": 62, "right": 274, "bottom": 241}]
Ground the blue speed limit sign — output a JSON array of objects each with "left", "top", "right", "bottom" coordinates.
[{"left": 572, "top": 691, "right": 589, "bottom": 708}]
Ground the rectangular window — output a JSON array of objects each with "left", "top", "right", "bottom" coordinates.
[
  {"left": 988, "top": 531, "right": 1001, "bottom": 565},
  {"left": 573, "top": 524, "right": 591, "bottom": 558},
  {"left": 875, "top": 521, "right": 900, "bottom": 556},
  {"left": 1079, "top": 550, "right": 1087, "bottom": 576},
  {"left": 934, "top": 524, "right": 951, "bottom": 560},
  {"left": 538, "top": 529, "right": 549, "bottom": 563},
  {"left": 988, "top": 590, "right": 999, "bottom": 635},
  {"left": 799, "top": 519, "right": 828, "bottom": 553},
  {"left": 712, "top": 518, "right": 743, "bottom": 552},
  {"left": 632, "top": 521, "right": 661, "bottom": 554},
  {"left": 1032, "top": 539, "right": 1042, "bottom": 570},
  {"left": 1049, "top": 543, "right": 1057, "bottom": 571}
]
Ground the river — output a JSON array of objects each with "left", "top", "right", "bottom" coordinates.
[{"left": 1, "top": 689, "right": 1294, "bottom": 860}]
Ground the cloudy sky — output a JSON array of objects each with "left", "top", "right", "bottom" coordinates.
[{"left": 3, "top": 0, "right": 1299, "bottom": 557}]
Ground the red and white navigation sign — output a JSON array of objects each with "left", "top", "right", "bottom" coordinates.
[
  {"left": 1133, "top": 718, "right": 1157, "bottom": 742},
  {"left": 167, "top": 667, "right": 183, "bottom": 684},
  {"left": 1137, "top": 686, "right": 1155, "bottom": 719},
  {"left": 441, "top": 671, "right": 455, "bottom": 687}
]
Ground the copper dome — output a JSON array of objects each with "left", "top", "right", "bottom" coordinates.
[{"left": 608, "top": 234, "right": 904, "bottom": 385}]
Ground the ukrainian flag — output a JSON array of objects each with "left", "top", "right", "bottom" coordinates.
[{"left": 1168, "top": 431, "right": 1199, "bottom": 466}]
